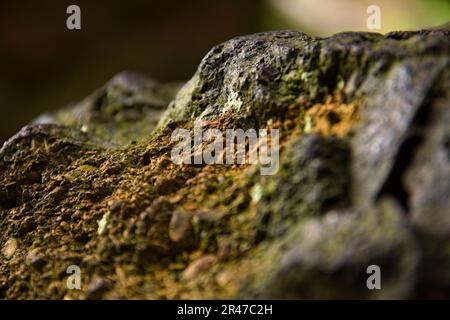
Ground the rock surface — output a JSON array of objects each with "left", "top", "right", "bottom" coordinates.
[{"left": 0, "top": 28, "right": 449, "bottom": 299}]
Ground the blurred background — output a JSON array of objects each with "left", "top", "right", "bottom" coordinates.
[{"left": 1, "top": 0, "right": 449, "bottom": 144}]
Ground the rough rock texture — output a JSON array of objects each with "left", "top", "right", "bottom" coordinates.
[{"left": 0, "top": 28, "right": 449, "bottom": 299}]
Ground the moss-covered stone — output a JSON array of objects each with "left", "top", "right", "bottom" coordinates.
[{"left": 0, "top": 27, "right": 449, "bottom": 299}]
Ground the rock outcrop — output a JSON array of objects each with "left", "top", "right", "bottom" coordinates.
[{"left": 1, "top": 28, "right": 449, "bottom": 299}]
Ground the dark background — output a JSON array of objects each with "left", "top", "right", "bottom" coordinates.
[{"left": 1, "top": 0, "right": 449, "bottom": 144}]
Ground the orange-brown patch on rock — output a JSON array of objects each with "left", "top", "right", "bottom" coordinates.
[{"left": 304, "top": 96, "right": 359, "bottom": 138}]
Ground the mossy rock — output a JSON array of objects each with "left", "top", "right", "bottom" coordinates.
[{"left": 0, "top": 27, "right": 449, "bottom": 299}]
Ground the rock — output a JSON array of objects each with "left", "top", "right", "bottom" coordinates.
[
  {"left": 2, "top": 238, "right": 18, "bottom": 259},
  {"left": 0, "top": 27, "right": 449, "bottom": 299},
  {"left": 257, "top": 134, "right": 351, "bottom": 238},
  {"left": 158, "top": 31, "right": 315, "bottom": 128},
  {"left": 34, "top": 71, "right": 182, "bottom": 146},
  {"left": 154, "top": 174, "right": 182, "bottom": 195},
  {"left": 254, "top": 198, "right": 419, "bottom": 299},
  {"left": 26, "top": 249, "right": 47, "bottom": 269},
  {"left": 0, "top": 123, "right": 96, "bottom": 160},
  {"left": 403, "top": 73, "right": 450, "bottom": 293},
  {"left": 216, "top": 270, "right": 233, "bottom": 287},
  {"left": 169, "top": 210, "right": 193, "bottom": 243},
  {"left": 19, "top": 216, "right": 37, "bottom": 236},
  {"left": 108, "top": 199, "right": 127, "bottom": 213},
  {"left": 350, "top": 54, "right": 449, "bottom": 208},
  {"left": 159, "top": 29, "right": 449, "bottom": 131},
  {"left": 183, "top": 255, "right": 217, "bottom": 280}
]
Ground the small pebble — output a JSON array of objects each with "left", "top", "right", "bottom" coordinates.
[
  {"left": 2, "top": 238, "right": 18, "bottom": 258},
  {"left": 26, "top": 249, "right": 46, "bottom": 269},
  {"left": 108, "top": 199, "right": 125, "bottom": 213},
  {"left": 216, "top": 270, "right": 233, "bottom": 287},
  {"left": 169, "top": 211, "right": 193, "bottom": 243},
  {"left": 19, "top": 216, "right": 37, "bottom": 235},
  {"left": 182, "top": 255, "right": 217, "bottom": 280}
]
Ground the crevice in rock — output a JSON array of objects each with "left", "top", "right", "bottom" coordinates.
[
  {"left": 376, "top": 78, "right": 441, "bottom": 212},
  {"left": 376, "top": 133, "right": 423, "bottom": 211}
]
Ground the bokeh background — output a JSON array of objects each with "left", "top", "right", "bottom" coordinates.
[{"left": 1, "top": 0, "right": 449, "bottom": 144}]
